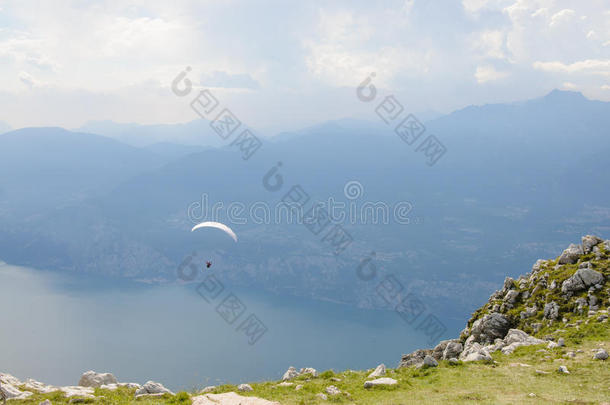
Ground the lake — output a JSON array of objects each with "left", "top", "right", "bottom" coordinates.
[{"left": 0, "top": 261, "right": 437, "bottom": 391}]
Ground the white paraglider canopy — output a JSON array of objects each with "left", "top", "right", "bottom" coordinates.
[{"left": 191, "top": 221, "right": 238, "bottom": 242}]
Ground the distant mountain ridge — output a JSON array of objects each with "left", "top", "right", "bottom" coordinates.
[
  {"left": 0, "top": 89, "right": 609, "bottom": 326},
  {"left": 77, "top": 119, "right": 239, "bottom": 148}
]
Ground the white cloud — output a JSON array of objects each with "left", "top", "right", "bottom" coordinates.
[
  {"left": 463, "top": 0, "right": 511, "bottom": 15},
  {"left": 0, "top": 33, "right": 60, "bottom": 71},
  {"left": 549, "top": 9, "right": 576, "bottom": 28},
  {"left": 533, "top": 59, "right": 610, "bottom": 74},
  {"left": 0, "top": 0, "right": 609, "bottom": 129},
  {"left": 472, "top": 30, "right": 506, "bottom": 59},
  {"left": 475, "top": 65, "right": 509, "bottom": 83}
]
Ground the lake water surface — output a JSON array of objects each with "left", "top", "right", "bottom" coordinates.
[{"left": 0, "top": 261, "right": 430, "bottom": 391}]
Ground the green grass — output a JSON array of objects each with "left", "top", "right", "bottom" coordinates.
[{"left": 9, "top": 338, "right": 609, "bottom": 405}]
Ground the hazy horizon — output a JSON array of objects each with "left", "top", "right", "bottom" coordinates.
[{"left": 1, "top": 1, "right": 609, "bottom": 132}]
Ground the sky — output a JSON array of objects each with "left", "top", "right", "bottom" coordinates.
[{"left": 0, "top": 0, "right": 608, "bottom": 134}]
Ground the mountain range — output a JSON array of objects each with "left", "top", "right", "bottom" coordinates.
[{"left": 1, "top": 89, "right": 609, "bottom": 326}]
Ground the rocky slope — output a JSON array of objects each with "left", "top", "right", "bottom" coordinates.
[
  {"left": 399, "top": 234, "right": 609, "bottom": 369},
  {"left": 1, "top": 235, "right": 609, "bottom": 404}
]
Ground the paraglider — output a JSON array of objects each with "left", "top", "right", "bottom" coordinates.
[
  {"left": 191, "top": 222, "right": 235, "bottom": 271},
  {"left": 191, "top": 221, "right": 238, "bottom": 242}
]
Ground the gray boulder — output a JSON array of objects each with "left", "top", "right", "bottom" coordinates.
[
  {"left": 459, "top": 342, "right": 492, "bottom": 362},
  {"left": 500, "top": 329, "right": 545, "bottom": 355},
  {"left": 432, "top": 340, "right": 450, "bottom": 360},
  {"left": 577, "top": 269, "right": 604, "bottom": 286},
  {"left": 520, "top": 305, "right": 537, "bottom": 319},
  {"left": 469, "top": 313, "right": 511, "bottom": 344},
  {"left": 442, "top": 341, "right": 464, "bottom": 360},
  {"left": 399, "top": 349, "right": 432, "bottom": 368},
  {"left": 593, "top": 349, "right": 608, "bottom": 360},
  {"left": 325, "top": 385, "right": 341, "bottom": 396},
  {"left": 281, "top": 367, "right": 299, "bottom": 381},
  {"left": 544, "top": 302, "right": 560, "bottom": 320},
  {"left": 423, "top": 355, "right": 438, "bottom": 367},
  {"left": 78, "top": 371, "right": 117, "bottom": 388},
  {"left": 558, "top": 244, "right": 583, "bottom": 264},
  {"left": 299, "top": 367, "right": 318, "bottom": 377},
  {"left": 503, "top": 290, "right": 519, "bottom": 308},
  {"left": 502, "top": 277, "right": 515, "bottom": 292},
  {"left": 562, "top": 269, "right": 604, "bottom": 294},
  {"left": 582, "top": 235, "right": 602, "bottom": 253},
  {"left": 134, "top": 381, "right": 173, "bottom": 396},
  {"left": 574, "top": 297, "right": 588, "bottom": 314}
]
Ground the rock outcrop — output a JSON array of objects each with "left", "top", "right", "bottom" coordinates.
[
  {"left": 399, "top": 235, "right": 609, "bottom": 368},
  {"left": 469, "top": 313, "right": 511, "bottom": 344},
  {"left": 78, "top": 370, "right": 118, "bottom": 388},
  {"left": 134, "top": 381, "right": 173, "bottom": 397},
  {"left": 561, "top": 269, "right": 604, "bottom": 294},
  {"left": 281, "top": 366, "right": 318, "bottom": 381},
  {"left": 367, "top": 364, "right": 386, "bottom": 378}
]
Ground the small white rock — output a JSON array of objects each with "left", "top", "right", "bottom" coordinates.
[
  {"left": 238, "top": 383, "right": 253, "bottom": 392},
  {"left": 325, "top": 385, "right": 341, "bottom": 396},
  {"left": 364, "top": 377, "right": 398, "bottom": 388},
  {"left": 558, "top": 365, "right": 570, "bottom": 374}
]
